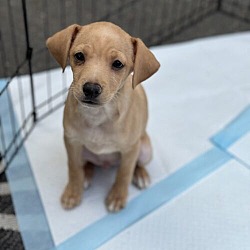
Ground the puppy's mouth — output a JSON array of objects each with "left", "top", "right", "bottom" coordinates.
[
  {"left": 73, "top": 92, "right": 113, "bottom": 107},
  {"left": 82, "top": 99, "right": 100, "bottom": 106}
]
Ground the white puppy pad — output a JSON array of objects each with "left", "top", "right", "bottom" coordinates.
[
  {"left": 99, "top": 160, "right": 250, "bottom": 250},
  {"left": 229, "top": 132, "right": 250, "bottom": 167},
  {"left": 6, "top": 31, "right": 250, "bottom": 248}
]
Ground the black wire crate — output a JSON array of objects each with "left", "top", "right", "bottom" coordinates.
[{"left": 0, "top": 0, "right": 250, "bottom": 174}]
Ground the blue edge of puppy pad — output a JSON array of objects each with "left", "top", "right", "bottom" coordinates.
[
  {"left": 211, "top": 105, "right": 250, "bottom": 150},
  {"left": 1, "top": 79, "right": 250, "bottom": 250}
]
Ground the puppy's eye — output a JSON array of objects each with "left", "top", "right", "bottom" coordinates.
[
  {"left": 74, "top": 52, "right": 85, "bottom": 62},
  {"left": 112, "top": 60, "right": 124, "bottom": 70}
]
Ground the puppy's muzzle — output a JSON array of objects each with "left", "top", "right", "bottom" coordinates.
[{"left": 82, "top": 82, "right": 102, "bottom": 105}]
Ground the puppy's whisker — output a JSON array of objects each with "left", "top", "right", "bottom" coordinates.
[{"left": 111, "top": 91, "right": 122, "bottom": 104}]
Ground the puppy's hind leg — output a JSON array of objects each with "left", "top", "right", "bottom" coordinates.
[
  {"left": 84, "top": 162, "right": 95, "bottom": 190},
  {"left": 133, "top": 132, "right": 152, "bottom": 189}
]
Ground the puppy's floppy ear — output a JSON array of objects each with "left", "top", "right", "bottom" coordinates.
[
  {"left": 132, "top": 38, "right": 160, "bottom": 88},
  {"left": 46, "top": 24, "right": 81, "bottom": 72}
]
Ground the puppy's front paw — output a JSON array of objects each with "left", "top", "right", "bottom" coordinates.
[
  {"left": 133, "top": 165, "right": 150, "bottom": 189},
  {"left": 61, "top": 184, "right": 82, "bottom": 210},
  {"left": 106, "top": 185, "right": 128, "bottom": 213}
]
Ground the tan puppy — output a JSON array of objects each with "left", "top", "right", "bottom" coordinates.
[{"left": 46, "top": 22, "right": 160, "bottom": 212}]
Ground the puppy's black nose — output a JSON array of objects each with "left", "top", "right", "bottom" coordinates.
[{"left": 83, "top": 82, "right": 102, "bottom": 99}]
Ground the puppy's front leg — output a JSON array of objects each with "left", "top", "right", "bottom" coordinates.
[
  {"left": 61, "top": 135, "right": 85, "bottom": 209},
  {"left": 106, "top": 141, "right": 140, "bottom": 212}
]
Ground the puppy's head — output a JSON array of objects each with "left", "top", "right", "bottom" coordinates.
[{"left": 46, "top": 22, "right": 160, "bottom": 106}]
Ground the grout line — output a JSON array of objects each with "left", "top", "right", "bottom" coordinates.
[
  {"left": 0, "top": 182, "right": 10, "bottom": 195},
  {"left": 0, "top": 213, "right": 19, "bottom": 231}
]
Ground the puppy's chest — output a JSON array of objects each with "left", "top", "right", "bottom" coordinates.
[
  {"left": 71, "top": 119, "right": 117, "bottom": 154},
  {"left": 67, "top": 106, "right": 122, "bottom": 154},
  {"left": 83, "top": 125, "right": 118, "bottom": 154}
]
